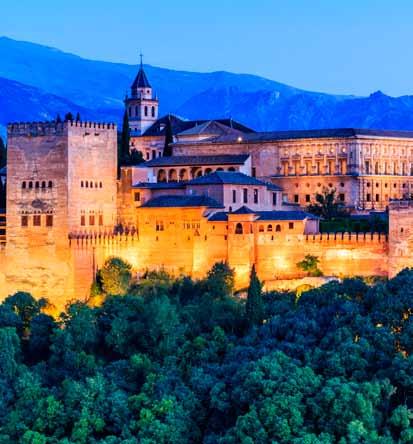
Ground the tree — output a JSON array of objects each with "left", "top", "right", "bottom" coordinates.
[
  {"left": 64, "top": 112, "right": 74, "bottom": 121},
  {"left": 297, "top": 254, "right": 323, "bottom": 277},
  {"left": 0, "top": 179, "right": 6, "bottom": 210},
  {"left": 0, "top": 136, "right": 6, "bottom": 168},
  {"left": 206, "top": 262, "right": 235, "bottom": 298},
  {"left": 118, "top": 110, "right": 130, "bottom": 167},
  {"left": 163, "top": 116, "right": 174, "bottom": 157},
  {"left": 245, "top": 265, "right": 264, "bottom": 326},
  {"left": 75, "top": 112, "right": 81, "bottom": 122},
  {"left": 55, "top": 114, "right": 62, "bottom": 123},
  {"left": 100, "top": 257, "right": 132, "bottom": 296},
  {"left": 307, "top": 187, "right": 345, "bottom": 220}
]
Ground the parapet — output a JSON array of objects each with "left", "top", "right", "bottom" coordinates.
[
  {"left": 388, "top": 199, "right": 413, "bottom": 211},
  {"left": 7, "top": 120, "right": 117, "bottom": 137},
  {"left": 304, "top": 232, "right": 388, "bottom": 243}
]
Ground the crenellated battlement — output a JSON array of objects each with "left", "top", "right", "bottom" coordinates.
[{"left": 7, "top": 120, "right": 116, "bottom": 137}]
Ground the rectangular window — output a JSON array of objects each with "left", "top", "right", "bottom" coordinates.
[
  {"left": 134, "top": 192, "right": 141, "bottom": 202},
  {"left": 253, "top": 189, "right": 259, "bottom": 204},
  {"left": 294, "top": 194, "right": 299, "bottom": 203},
  {"left": 46, "top": 215, "right": 53, "bottom": 227},
  {"left": 305, "top": 194, "right": 310, "bottom": 203},
  {"left": 81, "top": 215, "right": 85, "bottom": 226},
  {"left": 340, "top": 193, "right": 345, "bottom": 202},
  {"left": 89, "top": 215, "right": 95, "bottom": 226},
  {"left": 365, "top": 161, "right": 370, "bottom": 174},
  {"left": 252, "top": 167, "right": 256, "bottom": 178},
  {"left": 146, "top": 152, "right": 150, "bottom": 160},
  {"left": 156, "top": 221, "right": 164, "bottom": 231},
  {"left": 366, "top": 193, "right": 371, "bottom": 202},
  {"left": 375, "top": 194, "right": 380, "bottom": 202},
  {"left": 152, "top": 150, "right": 156, "bottom": 159},
  {"left": 243, "top": 188, "right": 248, "bottom": 204},
  {"left": 272, "top": 192, "right": 277, "bottom": 206},
  {"left": 21, "top": 215, "right": 28, "bottom": 227},
  {"left": 99, "top": 214, "right": 103, "bottom": 226},
  {"left": 232, "top": 190, "right": 236, "bottom": 203},
  {"left": 289, "top": 222, "right": 294, "bottom": 229},
  {"left": 33, "top": 215, "right": 41, "bottom": 226}
]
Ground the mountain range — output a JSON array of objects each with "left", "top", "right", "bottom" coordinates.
[{"left": 1, "top": 36, "right": 413, "bottom": 139}]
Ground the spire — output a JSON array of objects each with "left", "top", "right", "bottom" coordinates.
[{"left": 131, "top": 52, "right": 151, "bottom": 91}]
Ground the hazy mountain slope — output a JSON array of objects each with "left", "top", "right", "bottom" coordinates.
[{"left": 1, "top": 36, "right": 413, "bottom": 134}]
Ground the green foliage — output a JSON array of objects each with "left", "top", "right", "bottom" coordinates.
[
  {"left": 245, "top": 265, "right": 264, "bottom": 326},
  {"left": 307, "top": 187, "right": 346, "bottom": 220},
  {"left": 297, "top": 254, "right": 323, "bottom": 277},
  {"left": 100, "top": 257, "right": 132, "bottom": 296},
  {"left": 0, "top": 137, "right": 6, "bottom": 168},
  {"left": 5, "top": 268, "right": 413, "bottom": 442},
  {"left": 163, "top": 116, "right": 174, "bottom": 156},
  {"left": 206, "top": 261, "right": 235, "bottom": 298}
]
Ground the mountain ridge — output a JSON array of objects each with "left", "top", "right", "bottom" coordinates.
[{"left": 1, "top": 36, "right": 413, "bottom": 138}]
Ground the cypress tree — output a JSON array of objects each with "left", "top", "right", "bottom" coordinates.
[
  {"left": 64, "top": 112, "right": 74, "bottom": 121},
  {"left": 75, "top": 112, "right": 81, "bottom": 122},
  {"left": 245, "top": 264, "right": 264, "bottom": 326},
  {"left": 163, "top": 115, "right": 174, "bottom": 156},
  {"left": 119, "top": 110, "right": 130, "bottom": 165},
  {"left": 0, "top": 137, "right": 6, "bottom": 168},
  {"left": 56, "top": 114, "right": 62, "bottom": 123},
  {"left": 0, "top": 178, "right": 5, "bottom": 210}
]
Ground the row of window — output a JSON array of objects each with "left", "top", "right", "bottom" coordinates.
[
  {"left": 128, "top": 105, "right": 156, "bottom": 118},
  {"left": 80, "top": 214, "right": 104, "bottom": 226},
  {"left": 365, "top": 161, "right": 413, "bottom": 175},
  {"left": 80, "top": 181, "right": 103, "bottom": 189},
  {"left": 235, "top": 222, "right": 294, "bottom": 234},
  {"left": 232, "top": 189, "right": 278, "bottom": 206},
  {"left": 21, "top": 214, "right": 53, "bottom": 227},
  {"left": 22, "top": 181, "right": 53, "bottom": 190},
  {"left": 294, "top": 193, "right": 345, "bottom": 204}
]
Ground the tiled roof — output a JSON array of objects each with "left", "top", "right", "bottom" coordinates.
[
  {"left": 177, "top": 120, "right": 245, "bottom": 138},
  {"left": 231, "top": 206, "right": 256, "bottom": 215},
  {"left": 174, "top": 128, "right": 413, "bottom": 145},
  {"left": 140, "top": 195, "right": 224, "bottom": 209},
  {"left": 142, "top": 115, "right": 254, "bottom": 137},
  {"left": 256, "top": 211, "right": 319, "bottom": 221},
  {"left": 208, "top": 212, "right": 228, "bottom": 222},
  {"left": 208, "top": 209, "right": 319, "bottom": 222},
  {"left": 143, "top": 154, "right": 250, "bottom": 167},
  {"left": 131, "top": 65, "right": 151, "bottom": 90},
  {"left": 132, "top": 182, "right": 186, "bottom": 189},
  {"left": 187, "top": 171, "right": 274, "bottom": 187}
]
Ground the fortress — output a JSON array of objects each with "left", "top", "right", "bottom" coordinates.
[{"left": 1, "top": 61, "right": 413, "bottom": 309}]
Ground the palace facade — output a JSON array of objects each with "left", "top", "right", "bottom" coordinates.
[{"left": 1, "top": 62, "right": 413, "bottom": 309}]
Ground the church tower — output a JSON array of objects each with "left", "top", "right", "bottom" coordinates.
[{"left": 125, "top": 56, "right": 159, "bottom": 135}]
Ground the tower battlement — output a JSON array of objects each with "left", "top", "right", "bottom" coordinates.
[{"left": 7, "top": 120, "right": 117, "bottom": 137}]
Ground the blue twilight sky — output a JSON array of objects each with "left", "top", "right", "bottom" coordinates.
[{"left": 2, "top": 0, "right": 413, "bottom": 96}]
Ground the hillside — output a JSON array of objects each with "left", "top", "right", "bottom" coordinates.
[{"left": 1, "top": 36, "right": 413, "bottom": 135}]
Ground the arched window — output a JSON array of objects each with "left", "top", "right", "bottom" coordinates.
[
  {"left": 205, "top": 168, "right": 212, "bottom": 175},
  {"left": 85, "top": 181, "right": 89, "bottom": 188},
  {"left": 151, "top": 106, "right": 155, "bottom": 117},
  {"left": 22, "top": 181, "right": 26, "bottom": 189},
  {"left": 41, "top": 181, "right": 46, "bottom": 188},
  {"left": 35, "top": 181, "right": 39, "bottom": 189},
  {"left": 48, "top": 181, "right": 53, "bottom": 188},
  {"left": 228, "top": 167, "right": 236, "bottom": 171},
  {"left": 267, "top": 224, "right": 273, "bottom": 232},
  {"left": 157, "top": 169, "right": 167, "bottom": 182},
  {"left": 99, "top": 182, "right": 103, "bottom": 188},
  {"left": 90, "top": 182, "right": 94, "bottom": 188},
  {"left": 144, "top": 106, "right": 148, "bottom": 117},
  {"left": 168, "top": 169, "right": 177, "bottom": 182},
  {"left": 276, "top": 224, "right": 281, "bottom": 232},
  {"left": 81, "top": 181, "right": 84, "bottom": 187},
  {"left": 28, "top": 181, "right": 33, "bottom": 189},
  {"left": 235, "top": 223, "right": 243, "bottom": 234}
]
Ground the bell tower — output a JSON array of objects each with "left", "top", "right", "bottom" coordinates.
[{"left": 125, "top": 54, "right": 159, "bottom": 135}]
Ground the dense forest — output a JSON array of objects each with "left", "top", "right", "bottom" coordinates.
[{"left": 2, "top": 259, "right": 413, "bottom": 443}]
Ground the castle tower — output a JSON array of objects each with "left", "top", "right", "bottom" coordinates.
[
  {"left": 4, "top": 120, "right": 118, "bottom": 307},
  {"left": 125, "top": 55, "right": 159, "bottom": 135}
]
